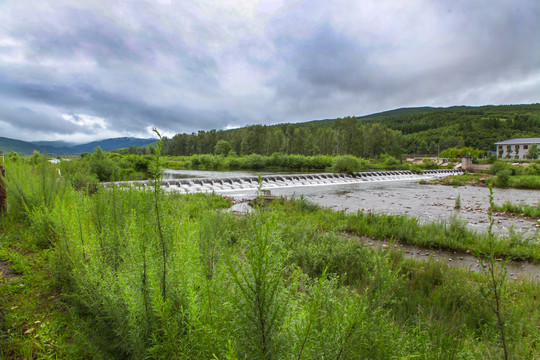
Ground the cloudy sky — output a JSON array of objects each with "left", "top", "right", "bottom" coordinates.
[{"left": 0, "top": 0, "right": 539, "bottom": 143}]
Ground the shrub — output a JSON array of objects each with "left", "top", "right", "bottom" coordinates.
[
  {"left": 190, "top": 154, "right": 202, "bottom": 167},
  {"left": 422, "top": 158, "right": 438, "bottom": 169},
  {"left": 310, "top": 155, "right": 333, "bottom": 169},
  {"left": 489, "top": 161, "right": 509, "bottom": 175},
  {"left": 495, "top": 169, "right": 511, "bottom": 188},
  {"left": 267, "top": 152, "right": 285, "bottom": 168},
  {"left": 226, "top": 155, "right": 242, "bottom": 169},
  {"left": 332, "top": 155, "right": 367, "bottom": 172},
  {"left": 285, "top": 154, "right": 307, "bottom": 169},
  {"left": 520, "top": 164, "right": 540, "bottom": 176},
  {"left": 3, "top": 160, "right": 69, "bottom": 222},
  {"left": 244, "top": 154, "right": 266, "bottom": 169},
  {"left": 381, "top": 154, "right": 400, "bottom": 166}
]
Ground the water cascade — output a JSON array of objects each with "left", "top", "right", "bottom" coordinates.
[{"left": 103, "top": 169, "right": 463, "bottom": 194}]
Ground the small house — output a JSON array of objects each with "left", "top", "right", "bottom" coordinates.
[{"left": 495, "top": 138, "right": 540, "bottom": 160}]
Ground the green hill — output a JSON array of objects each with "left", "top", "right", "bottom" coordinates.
[
  {"left": 296, "top": 106, "right": 445, "bottom": 128},
  {"left": 162, "top": 103, "right": 540, "bottom": 157},
  {"left": 0, "top": 137, "right": 157, "bottom": 156},
  {"left": 0, "top": 137, "right": 41, "bottom": 155}
]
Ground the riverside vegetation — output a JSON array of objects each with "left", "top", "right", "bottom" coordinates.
[
  {"left": 6, "top": 147, "right": 440, "bottom": 192},
  {"left": 0, "top": 148, "right": 539, "bottom": 359}
]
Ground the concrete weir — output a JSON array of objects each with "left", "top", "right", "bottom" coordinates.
[{"left": 102, "top": 169, "right": 463, "bottom": 194}]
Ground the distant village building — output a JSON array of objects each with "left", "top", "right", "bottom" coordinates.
[{"left": 495, "top": 138, "right": 540, "bottom": 160}]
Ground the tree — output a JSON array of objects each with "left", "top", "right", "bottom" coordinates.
[
  {"left": 90, "top": 146, "right": 117, "bottom": 181},
  {"left": 526, "top": 143, "right": 539, "bottom": 160},
  {"left": 214, "top": 140, "right": 232, "bottom": 156}
]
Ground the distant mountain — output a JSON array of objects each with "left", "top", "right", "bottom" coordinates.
[
  {"left": 65, "top": 137, "right": 157, "bottom": 154},
  {"left": 0, "top": 136, "right": 41, "bottom": 155},
  {"left": 31, "top": 140, "right": 76, "bottom": 148},
  {"left": 1, "top": 137, "right": 157, "bottom": 155}
]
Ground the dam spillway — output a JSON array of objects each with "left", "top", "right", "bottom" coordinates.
[{"left": 102, "top": 169, "right": 463, "bottom": 194}]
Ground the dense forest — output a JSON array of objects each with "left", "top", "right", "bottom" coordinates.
[{"left": 135, "top": 104, "right": 540, "bottom": 158}]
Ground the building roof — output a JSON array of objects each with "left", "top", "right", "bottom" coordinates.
[{"left": 495, "top": 138, "right": 540, "bottom": 145}]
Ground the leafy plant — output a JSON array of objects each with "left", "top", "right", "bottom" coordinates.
[
  {"left": 480, "top": 184, "right": 509, "bottom": 359},
  {"left": 454, "top": 194, "right": 461, "bottom": 209}
]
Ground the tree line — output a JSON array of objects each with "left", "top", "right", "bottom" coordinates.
[
  {"left": 114, "top": 104, "right": 540, "bottom": 158},
  {"left": 160, "top": 117, "right": 403, "bottom": 158}
]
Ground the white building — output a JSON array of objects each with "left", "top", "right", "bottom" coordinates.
[{"left": 495, "top": 138, "right": 540, "bottom": 160}]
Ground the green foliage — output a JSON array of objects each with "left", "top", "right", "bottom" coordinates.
[
  {"left": 162, "top": 121, "right": 404, "bottom": 158},
  {"left": 292, "top": 195, "right": 320, "bottom": 213},
  {"left": 422, "top": 158, "right": 438, "bottom": 169},
  {"left": 2, "top": 159, "right": 540, "bottom": 358},
  {"left": 156, "top": 104, "right": 540, "bottom": 158},
  {"left": 89, "top": 146, "right": 120, "bottom": 182},
  {"left": 440, "top": 147, "right": 486, "bottom": 159},
  {"left": 214, "top": 139, "right": 232, "bottom": 156},
  {"left": 525, "top": 143, "right": 539, "bottom": 160},
  {"left": 480, "top": 185, "right": 509, "bottom": 359},
  {"left": 495, "top": 169, "right": 511, "bottom": 188},
  {"left": 454, "top": 194, "right": 461, "bottom": 209},
  {"left": 381, "top": 154, "right": 400, "bottom": 166},
  {"left": 7, "top": 151, "right": 20, "bottom": 162},
  {"left": 493, "top": 200, "right": 540, "bottom": 218},
  {"left": 3, "top": 158, "right": 68, "bottom": 225},
  {"left": 489, "top": 161, "right": 510, "bottom": 175},
  {"left": 332, "top": 155, "right": 368, "bottom": 172}
]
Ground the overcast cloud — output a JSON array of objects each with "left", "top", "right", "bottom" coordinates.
[{"left": 0, "top": 0, "right": 538, "bottom": 142}]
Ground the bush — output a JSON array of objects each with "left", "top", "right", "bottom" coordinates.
[
  {"left": 267, "top": 152, "right": 285, "bottom": 167},
  {"left": 519, "top": 164, "right": 540, "bottom": 176},
  {"left": 285, "top": 154, "right": 307, "bottom": 169},
  {"left": 3, "top": 161, "right": 69, "bottom": 222},
  {"left": 422, "top": 158, "right": 438, "bottom": 169},
  {"left": 489, "top": 161, "right": 509, "bottom": 175},
  {"left": 487, "top": 154, "right": 498, "bottom": 164},
  {"left": 226, "top": 155, "right": 242, "bottom": 169},
  {"left": 332, "top": 155, "right": 367, "bottom": 172},
  {"left": 190, "top": 154, "right": 202, "bottom": 167},
  {"left": 495, "top": 169, "right": 511, "bottom": 188},
  {"left": 381, "top": 154, "right": 400, "bottom": 166},
  {"left": 244, "top": 154, "right": 266, "bottom": 169},
  {"left": 310, "top": 155, "right": 333, "bottom": 169}
]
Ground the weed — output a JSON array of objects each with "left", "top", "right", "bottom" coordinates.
[
  {"left": 454, "top": 194, "right": 461, "bottom": 209},
  {"left": 480, "top": 184, "right": 509, "bottom": 359}
]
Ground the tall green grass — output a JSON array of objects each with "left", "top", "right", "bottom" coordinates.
[
  {"left": 493, "top": 200, "right": 540, "bottom": 218},
  {"left": 1, "top": 159, "right": 539, "bottom": 359},
  {"left": 269, "top": 200, "right": 540, "bottom": 261}
]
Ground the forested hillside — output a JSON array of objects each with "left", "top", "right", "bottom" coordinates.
[
  {"left": 0, "top": 136, "right": 41, "bottom": 155},
  {"left": 0, "top": 137, "right": 156, "bottom": 155},
  {"left": 160, "top": 104, "right": 540, "bottom": 157}
]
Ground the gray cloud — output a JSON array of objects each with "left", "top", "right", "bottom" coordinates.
[
  {"left": 267, "top": 0, "right": 540, "bottom": 115},
  {"left": 0, "top": 0, "right": 538, "bottom": 142},
  {"left": 0, "top": 103, "right": 76, "bottom": 134}
]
